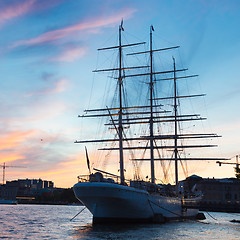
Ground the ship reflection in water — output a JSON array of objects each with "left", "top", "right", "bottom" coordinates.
[
  {"left": 1, "top": 205, "right": 239, "bottom": 240},
  {"left": 73, "top": 211, "right": 240, "bottom": 240}
]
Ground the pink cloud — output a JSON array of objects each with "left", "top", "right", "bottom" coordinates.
[
  {"left": 11, "top": 8, "right": 137, "bottom": 48},
  {"left": 0, "top": 130, "right": 35, "bottom": 151},
  {"left": 0, "top": 0, "right": 35, "bottom": 26},
  {"left": 0, "top": 0, "right": 63, "bottom": 27},
  {"left": 1, "top": 132, "right": 80, "bottom": 187},
  {"left": 50, "top": 46, "right": 88, "bottom": 62},
  {"left": 0, "top": 130, "right": 36, "bottom": 164},
  {"left": 26, "top": 78, "right": 69, "bottom": 97}
]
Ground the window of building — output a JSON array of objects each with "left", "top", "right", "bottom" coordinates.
[{"left": 225, "top": 193, "right": 232, "bottom": 200}]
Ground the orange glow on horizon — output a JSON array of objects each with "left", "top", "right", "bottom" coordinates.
[{"left": 0, "top": 130, "right": 35, "bottom": 151}]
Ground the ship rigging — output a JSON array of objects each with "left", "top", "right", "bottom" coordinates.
[{"left": 73, "top": 22, "right": 227, "bottom": 223}]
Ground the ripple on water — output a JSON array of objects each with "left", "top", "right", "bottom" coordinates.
[{"left": 0, "top": 205, "right": 240, "bottom": 240}]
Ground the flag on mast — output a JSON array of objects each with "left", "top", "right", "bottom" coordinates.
[
  {"left": 120, "top": 19, "right": 124, "bottom": 31},
  {"left": 85, "top": 146, "right": 91, "bottom": 174}
]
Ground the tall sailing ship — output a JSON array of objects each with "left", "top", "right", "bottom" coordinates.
[{"left": 73, "top": 22, "right": 226, "bottom": 223}]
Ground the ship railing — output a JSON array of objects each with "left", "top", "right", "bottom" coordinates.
[
  {"left": 77, "top": 173, "right": 121, "bottom": 184},
  {"left": 77, "top": 175, "right": 90, "bottom": 182},
  {"left": 98, "top": 173, "right": 121, "bottom": 184},
  {"left": 77, "top": 172, "right": 130, "bottom": 185}
]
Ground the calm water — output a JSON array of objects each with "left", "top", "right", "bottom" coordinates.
[{"left": 0, "top": 205, "right": 240, "bottom": 239}]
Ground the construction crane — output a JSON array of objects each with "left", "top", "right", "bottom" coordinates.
[
  {"left": 216, "top": 155, "right": 240, "bottom": 179},
  {"left": 216, "top": 155, "right": 239, "bottom": 167},
  {"left": 0, "top": 162, "right": 26, "bottom": 185}
]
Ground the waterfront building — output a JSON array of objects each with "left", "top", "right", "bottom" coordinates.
[
  {"left": 0, "top": 178, "right": 55, "bottom": 202},
  {"left": 181, "top": 175, "right": 240, "bottom": 212},
  {"left": 0, "top": 184, "right": 18, "bottom": 200}
]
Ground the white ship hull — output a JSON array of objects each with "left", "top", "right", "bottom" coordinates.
[{"left": 73, "top": 182, "right": 199, "bottom": 223}]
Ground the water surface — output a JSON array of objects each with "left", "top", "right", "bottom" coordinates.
[{"left": 0, "top": 205, "right": 240, "bottom": 239}]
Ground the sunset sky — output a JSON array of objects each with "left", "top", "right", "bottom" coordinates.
[{"left": 0, "top": 0, "right": 240, "bottom": 188}]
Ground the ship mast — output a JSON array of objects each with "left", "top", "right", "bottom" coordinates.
[
  {"left": 149, "top": 26, "right": 155, "bottom": 184},
  {"left": 76, "top": 21, "right": 147, "bottom": 182},
  {"left": 173, "top": 57, "right": 178, "bottom": 189},
  {"left": 118, "top": 22, "right": 125, "bottom": 184}
]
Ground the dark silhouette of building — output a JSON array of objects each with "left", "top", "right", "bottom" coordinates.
[
  {"left": 0, "top": 183, "right": 18, "bottom": 200},
  {"left": 181, "top": 175, "right": 240, "bottom": 212},
  {"left": 0, "top": 178, "right": 77, "bottom": 204},
  {"left": 0, "top": 178, "right": 54, "bottom": 202}
]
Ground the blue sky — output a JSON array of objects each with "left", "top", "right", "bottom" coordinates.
[{"left": 0, "top": 0, "right": 240, "bottom": 187}]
